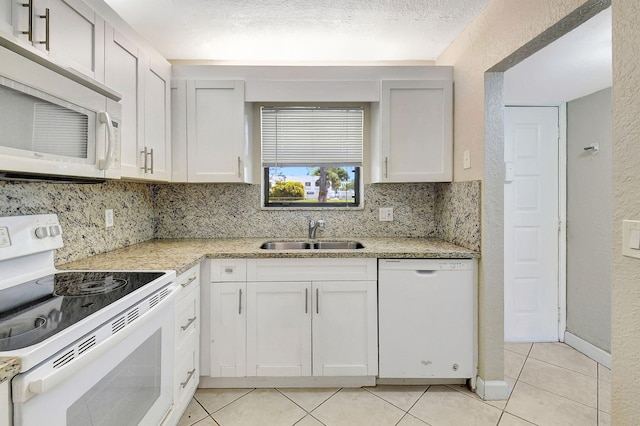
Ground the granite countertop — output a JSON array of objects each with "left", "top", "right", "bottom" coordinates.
[
  {"left": 0, "top": 237, "right": 477, "bottom": 383},
  {"left": 0, "top": 357, "right": 20, "bottom": 384},
  {"left": 58, "top": 237, "right": 479, "bottom": 275}
]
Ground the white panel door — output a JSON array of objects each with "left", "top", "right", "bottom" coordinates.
[
  {"left": 504, "top": 106, "right": 559, "bottom": 342},
  {"left": 210, "top": 282, "right": 246, "bottom": 377},
  {"left": 312, "top": 281, "right": 378, "bottom": 377},
  {"left": 246, "top": 281, "right": 311, "bottom": 377}
]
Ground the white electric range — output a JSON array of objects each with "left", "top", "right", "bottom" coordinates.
[{"left": 0, "top": 214, "right": 178, "bottom": 426}]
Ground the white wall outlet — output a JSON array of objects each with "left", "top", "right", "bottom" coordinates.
[
  {"left": 622, "top": 220, "right": 640, "bottom": 258},
  {"left": 105, "top": 209, "right": 114, "bottom": 228},
  {"left": 379, "top": 207, "right": 394, "bottom": 222},
  {"left": 463, "top": 150, "right": 471, "bottom": 169}
]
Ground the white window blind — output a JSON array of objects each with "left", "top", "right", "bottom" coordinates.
[{"left": 261, "top": 107, "right": 363, "bottom": 167}]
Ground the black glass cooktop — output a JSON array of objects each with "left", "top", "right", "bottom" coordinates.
[{"left": 0, "top": 271, "right": 164, "bottom": 351}]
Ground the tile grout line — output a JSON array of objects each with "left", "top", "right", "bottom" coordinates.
[{"left": 274, "top": 387, "right": 338, "bottom": 425}]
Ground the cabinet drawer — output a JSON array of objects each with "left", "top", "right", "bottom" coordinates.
[
  {"left": 247, "top": 258, "right": 377, "bottom": 282},
  {"left": 175, "top": 335, "right": 199, "bottom": 406},
  {"left": 211, "top": 259, "right": 247, "bottom": 282},
  {"left": 177, "top": 265, "right": 200, "bottom": 290},
  {"left": 176, "top": 285, "right": 199, "bottom": 348}
]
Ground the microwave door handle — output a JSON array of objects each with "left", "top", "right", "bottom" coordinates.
[{"left": 98, "top": 112, "right": 115, "bottom": 170}]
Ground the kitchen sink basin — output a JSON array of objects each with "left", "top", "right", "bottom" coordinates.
[
  {"left": 260, "top": 241, "right": 364, "bottom": 250},
  {"left": 260, "top": 241, "right": 313, "bottom": 250},
  {"left": 312, "top": 241, "right": 364, "bottom": 250}
]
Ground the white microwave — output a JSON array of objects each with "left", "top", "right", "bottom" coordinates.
[{"left": 0, "top": 45, "right": 121, "bottom": 181}]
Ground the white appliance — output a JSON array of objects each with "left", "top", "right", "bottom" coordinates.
[
  {"left": 0, "top": 45, "right": 121, "bottom": 181},
  {"left": 0, "top": 214, "right": 177, "bottom": 426},
  {"left": 378, "top": 259, "right": 474, "bottom": 380}
]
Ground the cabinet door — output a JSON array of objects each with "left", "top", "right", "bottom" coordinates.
[
  {"left": 377, "top": 80, "right": 452, "bottom": 182},
  {"left": 186, "top": 80, "right": 247, "bottom": 182},
  {"left": 17, "top": 0, "right": 104, "bottom": 82},
  {"left": 141, "top": 54, "right": 171, "bottom": 181},
  {"left": 0, "top": 0, "right": 15, "bottom": 34},
  {"left": 210, "top": 282, "right": 246, "bottom": 377},
  {"left": 104, "top": 25, "right": 141, "bottom": 179},
  {"left": 312, "top": 281, "right": 378, "bottom": 377},
  {"left": 246, "top": 281, "right": 311, "bottom": 377}
]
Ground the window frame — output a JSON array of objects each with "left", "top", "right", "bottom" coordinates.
[
  {"left": 260, "top": 104, "right": 365, "bottom": 210},
  {"left": 263, "top": 166, "right": 361, "bottom": 208}
]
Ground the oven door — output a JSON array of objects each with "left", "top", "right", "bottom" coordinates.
[{"left": 11, "top": 289, "right": 175, "bottom": 426}]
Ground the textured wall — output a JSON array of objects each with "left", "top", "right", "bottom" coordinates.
[
  {"left": 0, "top": 181, "right": 155, "bottom": 265},
  {"left": 611, "top": 0, "right": 640, "bottom": 422},
  {"left": 154, "top": 182, "right": 479, "bottom": 244},
  {"left": 436, "top": 0, "right": 603, "bottom": 383},
  {"left": 566, "top": 88, "right": 612, "bottom": 353}
]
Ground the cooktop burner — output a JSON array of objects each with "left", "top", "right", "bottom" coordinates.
[{"left": 0, "top": 271, "right": 164, "bottom": 351}]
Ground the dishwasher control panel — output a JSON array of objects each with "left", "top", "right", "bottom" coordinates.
[{"left": 378, "top": 259, "right": 473, "bottom": 271}]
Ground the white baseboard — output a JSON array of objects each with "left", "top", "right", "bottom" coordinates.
[
  {"left": 564, "top": 331, "right": 611, "bottom": 369},
  {"left": 475, "top": 377, "right": 510, "bottom": 401}
]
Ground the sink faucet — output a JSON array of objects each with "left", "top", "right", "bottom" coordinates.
[{"left": 308, "top": 219, "right": 325, "bottom": 239}]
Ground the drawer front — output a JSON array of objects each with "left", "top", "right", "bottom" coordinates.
[
  {"left": 247, "top": 258, "right": 377, "bottom": 282},
  {"left": 177, "top": 265, "right": 200, "bottom": 291},
  {"left": 174, "top": 334, "right": 199, "bottom": 405},
  {"left": 176, "top": 285, "right": 200, "bottom": 348},
  {"left": 211, "top": 259, "right": 247, "bottom": 282}
]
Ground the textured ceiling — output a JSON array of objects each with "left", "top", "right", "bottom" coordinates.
[{"left": 104, "top": 0, "right": 491, "bottom": 62}]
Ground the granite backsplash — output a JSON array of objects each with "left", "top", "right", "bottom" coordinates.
[
  {"left": 0, "top": 180, "right": 155, "bottom": 264},
  {"left": 0, "top": 180, "right": 480, "bottom": 265},
  {"left": 153, "top": 181, "right": 480, "bottom": 251}
]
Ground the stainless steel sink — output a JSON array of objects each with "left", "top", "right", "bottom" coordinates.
[
  {"left": 260, "top": 241, "right": 313, "bottom": 250},
  {"left": 312, "top": 241, "right": 364, "bottom": 250},
  {"left": 259, "top": 241, "right": 364, "bottom": 250}
]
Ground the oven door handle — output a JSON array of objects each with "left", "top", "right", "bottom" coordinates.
[{"left": 15, "top": 285, "right": 178, "bottom": 403}]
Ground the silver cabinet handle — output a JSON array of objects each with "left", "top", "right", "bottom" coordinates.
[
  {"left": 140, "top": 147, "right": 148, "bottom": 172},
  {"left": 181, "top": 275, "right": 197, "bottom": 288},
  {"left": 384, "top": 157, "right": 388, "bottom": 178},
  {"left": 38, "top": 8, "right": 49, "bottom": 51},
  {"left": 305, "top": 288, "right": 308, "bottom": 313},
  {"left": 180, "top": 368, "right": 196, "bottom": 388},
  {"left": 181, "top": 316, "right": 197, "bottom": 331},
  {"left": 22, "top": 0, "right": 33, "bottom": 41},
  {"left": 238, "top": 288, "right": 242, "bottom": 315},
  {"left": 149, "top": 148, "right": 154, "bottom": 174},
  {"left": 237, "top": 156, "right": 242, "bottom": 178},
  {"left": 316, "top": 288, "right": 319, "bottom": 314}
]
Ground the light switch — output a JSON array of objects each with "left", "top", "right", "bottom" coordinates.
[
  {"left": 630, "top": 229, "right": 640, "bottom": 250},
  {"left": 622, "top": 220, "right": 640, "bottom": 258}
]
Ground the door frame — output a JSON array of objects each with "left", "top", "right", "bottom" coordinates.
[
  {"left": 503, "top": 104, "right": 567, "bottom": 342},
  {"left": 557, "top": 102, "right": 567, "bottom": 341}
]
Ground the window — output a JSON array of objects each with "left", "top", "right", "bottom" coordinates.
[{"left": 261, "top": 107, "right": 363, "bottom": 208}]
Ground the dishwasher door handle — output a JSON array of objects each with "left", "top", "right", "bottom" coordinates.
[{"left": 415, "top": 270, "right": 436, "bottom": 275}]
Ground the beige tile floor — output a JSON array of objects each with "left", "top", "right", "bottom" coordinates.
[{"left": 178, "top": 343, "right": 611, "bottom": 426}]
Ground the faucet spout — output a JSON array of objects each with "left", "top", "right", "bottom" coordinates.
[{"left": 308, "top": 219, "right": 325, "bottom": 239}]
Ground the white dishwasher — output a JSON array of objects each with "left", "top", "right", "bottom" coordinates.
[{"left": 378, "top": 259, "right": 475, "bottom": 380}]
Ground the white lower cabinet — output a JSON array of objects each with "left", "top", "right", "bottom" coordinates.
[
  {"left": 164, "top": 264, "right": 200, "bottom": 426},
  {"left": 210, "top": 281, "right": 246, "bottom": 377},
  {"left": 208, "top": 258, "right": 378, "bottom": 384},
  {"left": 246, "top": 281, "right": 312, "bottom": 377}
]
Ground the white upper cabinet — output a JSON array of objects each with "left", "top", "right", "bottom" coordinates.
[
  {"left": 141, "top": 54, "right": 171, "bottom": 181},
  {"left": 10, "top": 0, "right": 104, "bottom": 81},
  {"left": 171, "top": 80, "right": 251, "bottom": 183},
  {"left": 104, "top": 24, "right": 140, "bottom": 179},
  {"left": 371, "top": 80, "right": 453, "bottom": 182},
  {"left": 104, "top": 25, "right": 171, "bottom": 181}
]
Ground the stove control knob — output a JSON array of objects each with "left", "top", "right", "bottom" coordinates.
[
  {"left": 35, "top": 226, "right": 49, "bottom": 239},
  {"left": 49, "top": 225, "right": 61, "bottom": 237}
]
